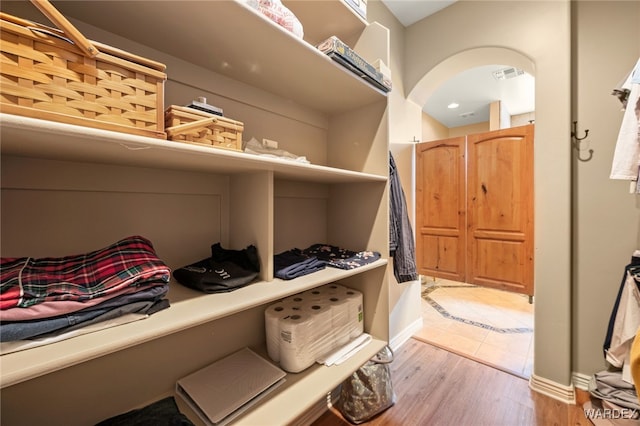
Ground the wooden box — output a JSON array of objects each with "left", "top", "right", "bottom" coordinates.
[
  {"left": 0, "top": 1, "right": 167, "bottom": 139},
  {"left": 165, "top": 105, "right": 244, "bottom": 151}
]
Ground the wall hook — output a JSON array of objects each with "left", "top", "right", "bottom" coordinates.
[
  {"left": 574, "top": 145, "right": 594, "bottom": 162},
  {"left": 571, "top": 121, "right": 589, "bottom": 141},
  {"left": 571, "top": 120, "right": 594, "bottom": 162}
]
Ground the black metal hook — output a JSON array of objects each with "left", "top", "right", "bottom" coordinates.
[
  {"left": 573, "top": 144, "right": 594, "bottom": 162},
  {"left": 571, "top": 121, "right": 593, "bottom": 162},
  {"left": 571, "top": 121, "right": 589, "bottom": 140}
]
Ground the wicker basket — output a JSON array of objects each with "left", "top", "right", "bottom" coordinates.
[
  {"left": 165, "top": 105, "right": 244, "bottom": 151},
  {"left": 0, "top": 1, "right": 167, "bottom": 139}
]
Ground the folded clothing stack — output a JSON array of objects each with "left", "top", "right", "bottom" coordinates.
[
  {"left": 274, "top": 243, "right": 381, "bottom": 280},
  {"left": 173, "top": 243, "right": 260, "bottom": 293},
  {"left": 303, "top": 243, "right": 381, "bottom": 270},
  {"left": 244, "top": 0, "right": 304, "bottom": 39},
  {"left": 96, "top": 396, "right": 194, "bottom": 426},
  {"left": 264, "top": 283, "right": 364, "bottom": 372},
  {"left": 273, "top": 248, "right": 326, "bottom": 280},
  {"left": 0, "top": 235, "right": 171, "bottom": 344}
]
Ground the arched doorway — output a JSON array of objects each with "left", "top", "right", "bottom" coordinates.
[
  {"left": 410, "top": 49, "right": 536, "bottom": 377},
  {"left": 407, "top": 45, "right": 574, "bottom": 400}
]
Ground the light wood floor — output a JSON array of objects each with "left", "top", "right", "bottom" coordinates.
[{"left": 312, "top": 338, "right": 590, "bottom": 426}]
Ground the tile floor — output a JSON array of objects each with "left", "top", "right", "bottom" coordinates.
[{"left": 413, "top": 276, "right": 534, "bottom": 378}]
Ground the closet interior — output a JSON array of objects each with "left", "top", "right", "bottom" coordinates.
[{"left": 0, "top": 1, "right": 391, "bottom": 424}]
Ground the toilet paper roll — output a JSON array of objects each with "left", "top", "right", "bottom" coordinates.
[
  {"left": 278, "top": 312, "right": 317, "bottom": 372},
  {"left": 282, "top": 294, "right": 306, "bottom": 306},
  {"left": 342, "top": 289, "right": 364, "bottom": 338},
  {"left": 328, "top": 296, "right": 351, "bottom": 346},
  {"left": 265, "top": 285, "right": 365, "bottom": 371},
  {"left": 302, "top": 287, "right": 328, "bottom": 302},
  {"left": 301, "top": 301, "right": 332, "bottom": 324},
  {"left": 324, "top": 283, "right": 347, "bottom": 295},
  {"left": 265, "top": 303, "right": 294, "bottom": 362},
  {"left": 301, "top": 301, "right": 334, "bottom": 358}
]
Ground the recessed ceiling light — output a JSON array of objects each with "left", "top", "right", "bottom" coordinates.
[{"left": 447, "top": 102, "right": 459, "bottom": 109}]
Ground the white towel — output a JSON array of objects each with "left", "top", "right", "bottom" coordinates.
[{"left": 610, "top": 58, "right": 640, "bottom": 182}]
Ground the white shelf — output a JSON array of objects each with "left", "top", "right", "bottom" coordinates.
[
  {"left": 283, "top": 0, "right": 368, "bottom": 46},
  {"left": 0, "top": 114, "right": 386, "bottom": 184},
  {"left": 186, "top": 337, "right": 387, "bottom": 425},
  {"left": 0, "top": 259, "right": 387, "bottom": 389},
  {"left": 51, "top": 0, "right": 385, "bottom": 114}
]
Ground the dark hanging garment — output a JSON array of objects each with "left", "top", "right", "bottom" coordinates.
[
  {"left": 389, "top": 152, "right": 418, "bottom": 283},
  {"left": 603, "top": 255, "right": 640, "bottom": 362}
]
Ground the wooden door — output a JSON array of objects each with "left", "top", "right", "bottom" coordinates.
[
  {"left": 466, "top": 125, "right": 534, "bottom": 296},
  {"left": 415, "top": 137, "right": 466, "bottom": 281}
]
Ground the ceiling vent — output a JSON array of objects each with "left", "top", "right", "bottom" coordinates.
[
  {"left": 459, "top": 112, "right": 475, "bottom": 118},
  {"left": 492, "top": 67, "right": 524, "bottom": 81}
]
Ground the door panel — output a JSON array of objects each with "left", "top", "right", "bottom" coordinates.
[
  {"left": 467, "top": 125, "right": 534, "bottom": 295},
  {"left": 416, "top": 137, "right": 466, "bottom": 281}
]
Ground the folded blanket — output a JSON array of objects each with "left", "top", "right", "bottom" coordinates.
[{"left": 0, "top": 236, "right": 170, "bottom": 310}]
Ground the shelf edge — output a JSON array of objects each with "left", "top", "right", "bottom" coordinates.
[
  {"left": 0, "top": 114, "right": 387, "bottom": 184},
  {"left": 0, "top": 259, "right": 388, "bottom": 389}
]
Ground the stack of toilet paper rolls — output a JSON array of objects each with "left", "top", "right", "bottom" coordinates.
[{"left": 264, "top": 283, "right": 364, "bottom": 373}]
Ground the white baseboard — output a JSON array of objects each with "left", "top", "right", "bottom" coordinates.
[
  {"left": 529, "top": 373, "right": 576, "bottom": 404},
  {"left": 389, "top": 317, "right": 424, "bottom": 351},
  {"left": 572, "top": 372, "right": 592, "bottom": 391}
]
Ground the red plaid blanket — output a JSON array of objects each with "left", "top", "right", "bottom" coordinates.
[{"left": 0, "top": 236, "right": 170, "bottom": 310}]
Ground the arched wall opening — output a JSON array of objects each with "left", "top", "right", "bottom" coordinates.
[
  {"left": 406, "top": 45, "right": 574, "bottom": 398},
  {"left": 407, "top": 47, "right": 535, "bottom": 109}
]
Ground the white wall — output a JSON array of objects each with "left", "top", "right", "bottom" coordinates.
[
  {"left": 421, "top": 112, "right": 448, "bottom": 142},
  {"left": 572, "top": 0, "right": 640, "bottom": 379},
  {"left": 389, "top": 0, "right": 640, "bottom": 391},
  {"left": 403, "top": 0, "right": 573, "bottom": 389},
  {"left": 368, "top": 1, "right": 424, "bottom": 347}
]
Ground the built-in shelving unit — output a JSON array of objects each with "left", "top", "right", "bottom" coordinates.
[
  {"left": 0, "top": 1, "right": 391, "bottom": 425},
  {"left": 52, "top": 0, "right": 386, "bottom": 114},
  {"left": 0, "top": 257, "right": 387, "bottom": 389}
]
